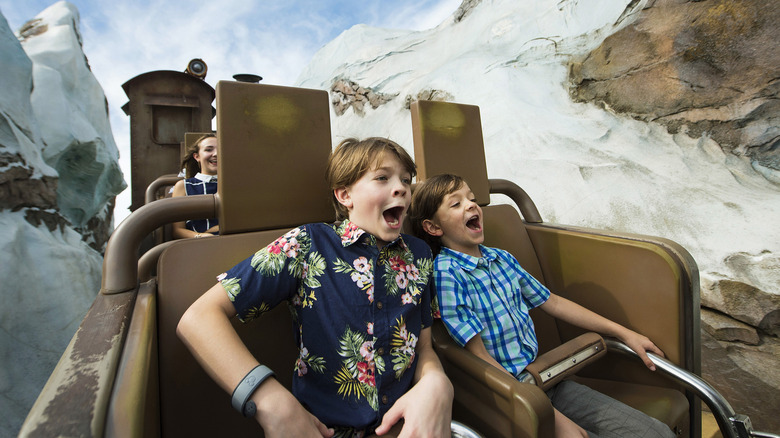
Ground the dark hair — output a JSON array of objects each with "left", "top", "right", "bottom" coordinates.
[
  {"left": 181, "top": 133, "right": 216, "bottom": 178},
  {"left": 325, "top": 137, "right": 416, "bottom": 221},
  {"left": 409, "top": 173, "right": 466, "bottom": 256}
]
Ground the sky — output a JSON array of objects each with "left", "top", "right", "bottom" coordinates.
[{"left": 0, "top": 0, "right": 461, "bottom": 223}]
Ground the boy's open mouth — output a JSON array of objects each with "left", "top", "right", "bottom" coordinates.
[
  {"left": 466, "top": 214, "right": 481, "bottom": 231},
  {"left": 383, "top": 206, "right": 404, "bottom": 227}
]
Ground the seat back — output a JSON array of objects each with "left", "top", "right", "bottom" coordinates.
[
  {"left": 155, "top": 82, "right": 334, "bottom": 437},
  {"left": 410, "top": 99, "right": 699, "bottom": 437},
  {"left": 410, "top": 99, "right": 562, "bottom": 352}
]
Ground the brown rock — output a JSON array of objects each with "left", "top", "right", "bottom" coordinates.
[
  {"left": 701, "top": 307, "right": 760, "bottom": 344},
  {"left": 701, "top": 329, "right": 780, "bottom": 432},
  {"left": 569, "top": 0, "right": 780, "bottom": 170}
]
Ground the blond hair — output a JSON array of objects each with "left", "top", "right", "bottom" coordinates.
[{"left": 325, "top": 137, "right": 416, "bottom": 220}]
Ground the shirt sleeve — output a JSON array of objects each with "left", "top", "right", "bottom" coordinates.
[
  {"left": 220, "top": 226, "right": 307, "bottom": 322},
  {"left": 435, "top": 264, "right": 485, "bottom": 347}
]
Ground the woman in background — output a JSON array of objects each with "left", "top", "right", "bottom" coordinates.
[{"left": 171, "top": 133, "right": 219, "bottom": 239}]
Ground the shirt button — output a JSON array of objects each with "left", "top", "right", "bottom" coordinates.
[
  {"left": 376, "top": 301, "right": 384, "bottom": 309},
  {"left": 377, "top": 347, "right": 385, "bottom": 356},
  {"left": 381, "top": 395, "right": 389, "bottom": 404}
]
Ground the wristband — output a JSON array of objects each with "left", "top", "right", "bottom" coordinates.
[{"left": 231, "top": 365, "right": 275, "bottom": 417}]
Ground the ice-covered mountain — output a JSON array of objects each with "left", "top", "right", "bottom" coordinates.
[
  {"left": 0, "top": 3, "right": 124, "bottom": 435},
  {"left": 296, "top": 0, "right": 779, "bottom": 429}
]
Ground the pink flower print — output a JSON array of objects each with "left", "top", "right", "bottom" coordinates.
[
  {"left": 216, "top": 272, "right": 227, "bottom": 282},
  {"left": 405, "top": 264, "right": 420, "bottom": 282},
  {"left": 395, "top": 272, "right": 408, "bottom": 289},
  {"left": 401, "top": 293, "right": 413, "bottom": 305},
  {"left": 268, "top": 237, "right": 285, "bottom": 255},
  {"left": 284, "top": 228, "right": 301, "bottom": 239},
  {"left": 359, "top": 340, "right": 374, "bottom": 362},
  {"left": 353, "top": 256, "right": 370, "bottom": 273},
  {"left": 365, "top": 285, "right": 374, "bottom": 303},
  {"left": 341, "top": 221, "right": 362, "bottom": 243},
  {"left": 357, "top": 361, "right": 376, "bottom": 387},
  {"left": 283, "top": 238, "right": 300, "bottom": 257},
  {"left": 367, "top": 322, "right": 374, "bottom": 335},
  {"left": 295, "top": 357, "right": 308, "bottom": 376}
]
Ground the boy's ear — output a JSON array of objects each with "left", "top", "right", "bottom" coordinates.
[
  {"left": 333, "top": 186, "right": 353, "bottom": 210},
  {"left": 421, "top": 219, "right": 442, "bottom": 237}
]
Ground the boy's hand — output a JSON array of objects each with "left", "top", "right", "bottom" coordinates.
[
  {"left": 254, "top": 378, "right": 334, "bottom": 438},
  {"left": 374, "top": 371, "right": 453, "bottom": 437},
  {"left": 621, "top": 330, "right": 665, "bottom": 371}
]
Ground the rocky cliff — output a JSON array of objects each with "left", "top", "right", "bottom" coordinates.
[{"left": 0, "top": 3, "right": 125, "bottom": 435}]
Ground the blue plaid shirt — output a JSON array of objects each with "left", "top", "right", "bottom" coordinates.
[{"left": 434, "top": 245, "right": 550, "bottom": 377}]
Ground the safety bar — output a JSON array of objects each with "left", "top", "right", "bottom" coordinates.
[
  {"left": 144, "top": 174, "right": 182, "bottom": 204},
  {"left": 605, "top": 338, "right": 779, "bottom": 438},
  {"left": 489, "top": 178, "right": 543, "bottom": 223},
  {"left": 451, "top": 420, "right": 484, "bottom": 438},
  {"left": 102, "top": 194, "right": 218, "bottom": 294}
]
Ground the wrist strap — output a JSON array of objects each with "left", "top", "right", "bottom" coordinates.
[{"left": 231, "top": 365, "right": 275, "bottom": 417}]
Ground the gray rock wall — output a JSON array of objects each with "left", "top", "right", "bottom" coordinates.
[{"left": 0, "top": 3, "right": 124, "bottom": 435}]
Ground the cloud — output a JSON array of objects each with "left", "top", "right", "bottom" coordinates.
[{"left": 1, "top": 0, "right": 461, "bottom": 223}]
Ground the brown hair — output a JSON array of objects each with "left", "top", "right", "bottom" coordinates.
[
  {"left": 180, "top": 133, "right": 216, "bottom": 178},
  {"left": 408, "top": 173, "right": 466, "bottom": 256},
  {"left": 325, "top": 137, "right": 416, "bottom": 221}
]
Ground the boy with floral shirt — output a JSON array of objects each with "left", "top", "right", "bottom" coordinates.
[{"left": 177, "top": 138, "right": 452, "bottom": 438}]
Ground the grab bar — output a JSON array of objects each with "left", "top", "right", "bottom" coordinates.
[{"left": 605, "top": 338, "right": 779, "bottom": 438}]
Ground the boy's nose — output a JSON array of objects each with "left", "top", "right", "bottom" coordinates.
[{"left": 392, "top": 181, "right": 407, "bottom": 196}]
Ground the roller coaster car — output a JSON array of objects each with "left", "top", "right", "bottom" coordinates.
[{"left": 20, "top": 82, "right": 764, "bottom": 438}]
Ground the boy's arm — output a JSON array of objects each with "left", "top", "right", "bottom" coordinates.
[
  {"left": 539, "top": 293, "right": 664, "bottom": 370},
  {"left": 374, "top": 327, "right": 453, "bottom": 437},
  {"left": 177, "top": 282, "right": 333, "bottom": 437},
  {"left": 464, "top": 334, "right": 514, "bottom": 377}
]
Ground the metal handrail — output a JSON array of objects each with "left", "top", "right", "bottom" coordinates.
[{"left": 605, "top": 338, "right": 779, "bottom": 438}]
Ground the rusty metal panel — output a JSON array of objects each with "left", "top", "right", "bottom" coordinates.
[{"left": 122, "top": 71, "right": 214, "bottom": 212}]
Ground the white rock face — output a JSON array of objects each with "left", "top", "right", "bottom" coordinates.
[
  {"left": 0, "top": 3, "right": 122, "bottom": 435},
  {"left": 19, "top": 1, "right": 126, "bottom": 230},
  {"left": 296, "top": 0, "right": 780, "bottom": 321}
]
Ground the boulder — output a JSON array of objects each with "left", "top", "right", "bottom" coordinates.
[{"left": 569, "top": 0, "right": 780, "bottom": 171}]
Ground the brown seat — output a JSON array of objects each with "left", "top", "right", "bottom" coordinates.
[
  {"left": 109, "top": 81, "right": 334, "bottom": 437},
  {"left": 410, "top": 99, "right": 700, "bottom": 437}
]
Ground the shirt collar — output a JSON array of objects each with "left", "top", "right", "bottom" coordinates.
[
  {"left": 439, "top": 245, "right": 497, "bottom": 271},
  {"left": 193, "top": 172, "right": 217, "bottom": 183},
  {"left": 334, "top": 219, "right": 407, "bottom": 250}
]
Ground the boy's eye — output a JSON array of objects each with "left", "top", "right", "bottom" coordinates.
[
  {"left": 402, "top": 177, "right": 412, "bottom": 184},
  {"left": 451, "top": 202, "right": 460, "bottom": 208},
  {"left": 375, "top": 175, "right": 387, "bottom": 181}
]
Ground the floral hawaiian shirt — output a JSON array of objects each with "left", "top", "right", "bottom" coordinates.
[{"left": 220, "top": 219, "right": 436, "bottom": 436}]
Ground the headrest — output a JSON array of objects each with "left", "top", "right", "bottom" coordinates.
[
  {"left": 410, "top": 100, "right": 490, "bottom": 205},
  {"left": 216, "top": 82, "right": 334, "bottom": 234}
]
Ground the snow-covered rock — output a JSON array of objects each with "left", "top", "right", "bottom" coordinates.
[
  {"left": 296, "top": 0, "right": 780, "bottom": 430},
  {"left": 18, "top": 1, "right": 125, "bottom": 247},
  {"left": 0, "top": 3, "right": 123, "bottom": 435}
]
